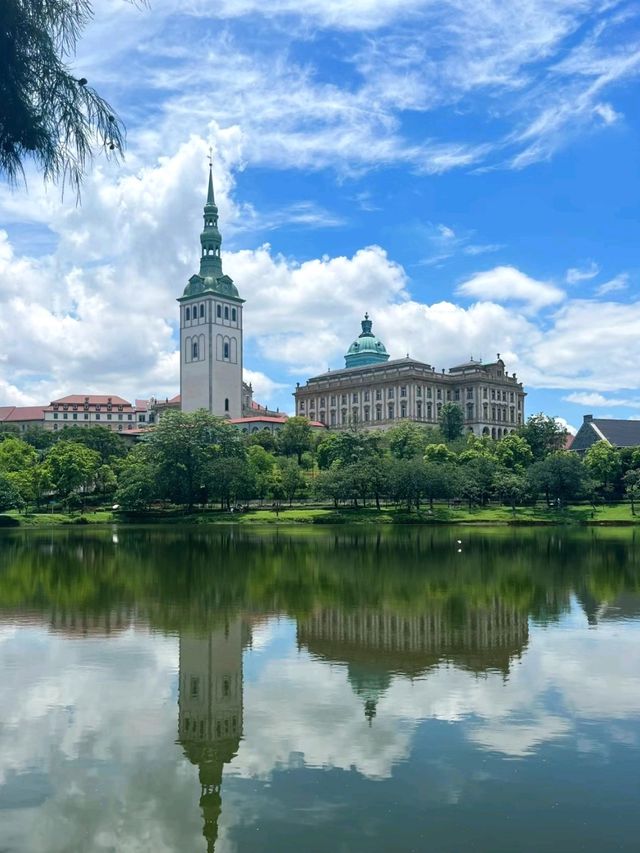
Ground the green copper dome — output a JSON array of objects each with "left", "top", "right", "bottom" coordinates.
[{"left": 345, "top": 314, "right": 390, "bottom": 368}]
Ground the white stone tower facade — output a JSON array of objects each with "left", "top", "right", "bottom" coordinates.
[{"left": 179, "top": 166, "right": 244, "bottom": 418}]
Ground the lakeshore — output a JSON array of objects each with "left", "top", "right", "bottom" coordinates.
[{"left": 3, "top": 501, "right": 640, "bottom": 528}]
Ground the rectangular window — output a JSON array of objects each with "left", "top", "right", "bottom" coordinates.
[
  {"left": 436, "top": 388, "right": 442, "bottom": 400},
  {"left": 72, "top": 413, "right": 77, "bottom": 420},
  {"left": 53, "top": 413, "right": 58, "bottom": 420},
  {"left": 107, "top": 414, "right": 112, "bottom": 421},
  {"left": 84, "top": 414, "right": 88, "bottom": 420},
  {"left": 96, "top": 413, "right": 101, "bottom": 420},
  {"left": 467, "top": 388, "right": 473, "bottom": 399},
  {"left": 375, "top": 389, "right": 382, "bottom": 401},
  {"left": 320, "top": 397, "right": 325, "bottom": 407},
  {"left": 427, "top": 403, "right": 432, "bottom": 418},
  {"left": 364, "top": 408, "right": 370, "bottom": 422},
  {"left": 400, "top": 385, "right": 407, "bottom": 397},
  {"left": 118, "top": 414, "right": 123, "bottom": 421},
  {"left": 416, "top": 386, "right": 422, "bottom": 397},
  {"left": 510, "top": 392, "right": 514, "bottom": 402},
  {"left": 352, "top": 393, "right": 358, "bottom": 403},
  {"left": 491, "top": 389, "right": 495, "bottom": 400},
  {"left": 483, "top": 387, "right": 488, "bottom": 399},
  {"left": 331, "top": 411, "right": 336, "bottom": 425},
  {"left": 364, "top": 390, "right": 370, "bottom": 402},
  {"left": 330, "top": 396, "right": 336, "bottom": 406},
  {"left": 446, "top": 390, "right": 451, "bottom": 401},
  {"left": 376, "top": 406, "right": 382, "bottom": 421},
  {"left": 63, "top": 413, "right": 68, "bottom": 420},
  {"left": 427, "top": 387, "right": 432, "bottom": 399},
  {"left": 341, "top": 394, "right": 347, "bottom": 405},
  {"left": 454, "top": 389, "right": 460, "bottom": 401},
  {"left": 128, "top": 414, "right": 132, "bottom": 420},
  {"left": 388, "top": 403, "right": 394, "bottom": 419},
  {"left": 388, "top": 388, "right": 394, "bottom": 399},
  {"left": 417, "top": 402, "right": 422, "bottom": 417},
  {"left": 400, "top": 403, "right": 407, "bottom": 417}
]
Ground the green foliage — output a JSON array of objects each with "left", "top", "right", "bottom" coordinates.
[
  {"left": 518, "top": 414, "right": 567, "bottom": 461},
  {"left": 316, "top": 430, "right": 382, "bottom": 469},
  {"left": 493, "top": 470, "right": 528, "bottom": 512},
  {"left": 528, "top": 451, "right": 589, "bottom": 504},
  {"left": 423, "top": 443, "right": 456, "bottom": 464},
  {"left": 386, "top": 423, "right": 433, "bottom": 460},
  {"left": 52, "top": 425, "right": 127, "bottom": 463},
  {"left": 0, "top": 472, "right": 23, "bottom": 512},
  {"left": 494, "top": 434, "right": 533, "bottom": 472},
  {"left": 146, "top": 410, "right": 244, "bottom": 508},
  {"left": 278, "top": 458, "right": 307, "bottom": 505},
  {"left": 115, "top": 449, "right": 158, "bottom": 511},
  {"left": 584, "top": 441, "right": 622, "bottom": 499},
  {"left": 439, "top": 402, "right": 464, "bottom": 441},
  {"left": 0, "top": 0, "right": 126, "bottom": 195},
  {"left": 42, "top": 441, "right": 101, "bottom": 502},
  {"left": 0, "top": 437, "right": 38, "bottom": 473},
  {"left": 623, "top": 469, "right": 640, "bottom": 515},
  {"left": 277, "top": 416, "right": 313, "bottom": 463}
]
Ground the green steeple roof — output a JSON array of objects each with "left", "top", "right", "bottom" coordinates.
[
  {"left": 344, "top": 314, "right": 390, "bottom": 368},
  {"left": 181, "top": 164, "right": 242, "bottom": 302}
]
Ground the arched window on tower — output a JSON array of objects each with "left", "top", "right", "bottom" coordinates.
[
  {"left": 200, "top": 303, "right": 205, "bottom": 318},
  {"left": 192, "top": 341, "right": 199, "bottom": 360},
  {"left": 232, "top": 308, "right": 237, "bottom": 322},
  {"left": 225, "top": 398, "right": 229, "bottom": 411},
  {"left": 185, "top": 307, "right": 190, "bottom": 321},
  {"left": 223, "top": 342, "right": 229, "bottom": 360},
  {"left": 224, "top": 306, "right": 229, "bottom": 320},
  {"left": 217, "top": 304, "right": 222, "bottom": 318}
]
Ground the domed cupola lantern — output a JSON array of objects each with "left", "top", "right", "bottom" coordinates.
[{"left": 344, "top": 313, "right": 390, "bottom": 368}]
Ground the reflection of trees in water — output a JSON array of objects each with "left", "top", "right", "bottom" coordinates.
[{"left": 0, "top": 527, "right": 639, "bottom": 634}]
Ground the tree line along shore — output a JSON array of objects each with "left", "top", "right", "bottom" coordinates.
[{"left": 1, "top": 406, "right": 640, "bottom": 527}]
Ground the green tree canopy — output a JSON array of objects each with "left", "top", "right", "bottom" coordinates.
[
  {"left": 439, "top": 402, "right": 464, "bottom": 442},
  {"left": 518, "top": 414, "right": 568, "bottom": 461},
  {"left": 42, "top": 440, "right": 100, "bottom": 501},
  {"left": 277, "top": 417, "right": 313, "bottom": 464}
]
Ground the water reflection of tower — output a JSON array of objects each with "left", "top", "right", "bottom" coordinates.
[{"left": 178, "top": 618, "right": 246, "bottom": 853}]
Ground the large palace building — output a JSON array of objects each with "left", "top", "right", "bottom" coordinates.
[{"left": 294, "top": 314, "right": 526, "bottom": 438}]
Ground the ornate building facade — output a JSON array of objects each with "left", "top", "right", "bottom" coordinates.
[
  {"left": 294, "top": 315, "right": 526, "bottom": 438},
  {"left": 179, "top": 166, "right": 244, "bottom": 419}
]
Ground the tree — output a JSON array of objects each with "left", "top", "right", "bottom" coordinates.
[
  {"left": 146, "top": 410, "right": 244, "bottom": 509},
  {"left": 0, "top": 0, "right": 126, "bottom": 194},
  {"left": 208, "top": 457, "right": 252, "bottom": 510},
  {"left": 386, "top": 423, "right": 430, "bottom": 460},
  {"left": 247, "top": 445, "right": 277, "bottom": 502},
  {"left": 0, "top": 473, "right": 22, "bottom": 512},
  {"left": 54, "top": 425, "right": 127, "bottom": 463},
  {"left": 493, "top": 470, "right": 527, "bottom": 514},
  {"left": 115, "top": 449, "right": 158, "bottom": 511},
  {"left": 423, "top": 443, "right": 456, "bottom": 464},
  {"left": 584, "top": 441, "right": 622, "bottom": 500},
  {"left": 278, "top": 459, "right": 306, "bottom": 506},
  {"left": 623, "top": 469, "right": 640, "bottom": 515},
  {"left": 42, "top": 440, "right": 100, "bottom": 504},
  {"left": 494, "top": 434, "right": 533, "bottom": 472},
  {"left": 457, "top": 454, "right": 499, "bottom": 507},
  {"left": 277, "top": 417, "right": 314, "bottom": 464},
  {"left": 528, "top": 452, "right": 587, "bottom": 505},
  {"left": 518, "top": 414, "right": 567, "bottom": 461},
  {"left": 317, "top": 430, "right": 381, "bottom": 469},
  {"left": 439, "top": 403, "right": 464, "bottom": 442},
  {"left": 0, "top": 436, "right": 38, "bottom": 473}
]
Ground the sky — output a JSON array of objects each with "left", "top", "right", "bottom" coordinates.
[{"left": 1, "top": 0, "right": 640, "bottom": 429}]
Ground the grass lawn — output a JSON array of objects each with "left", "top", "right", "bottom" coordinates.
[{"left": 1, "top": 503, "right": 638, "bottom": 528}]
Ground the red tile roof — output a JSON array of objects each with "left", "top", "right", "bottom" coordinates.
[
  {"left": 0, "top": 406, "right": 46, "bottom": 422},
  {"left": 49, "top": 394, "right": 132, "bottom": 406},
  {"left": 229, "top": 416, "right": 325, "bottom": 428}
]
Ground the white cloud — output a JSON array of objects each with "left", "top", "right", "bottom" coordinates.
[
  {"left": 554, "top": 416, "right": 578, "bottom": 436},
  {"left": 566, "top": 261, "right": 600, "bottom": 284},
  {"left": 595, "top": 272, "right": 629, "bottom": 296},
  {"left": 456, "top": 266, "right": 565, "bottom": 312},
  {"left": 564, "top": 392, "right": 640, "bottom": 410}
]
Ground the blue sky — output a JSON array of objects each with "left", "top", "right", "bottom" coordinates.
[{"left": 1, "top": 0, "right": 639, "bottom": 429}]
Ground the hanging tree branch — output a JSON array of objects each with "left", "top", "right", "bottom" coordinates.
[{"left": 0, "top": 0, "right": 130, "bottom": 197}]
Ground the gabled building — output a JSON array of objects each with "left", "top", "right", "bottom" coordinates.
[
  {"left": 43, "top": 394, "right": 137, "bottom": 432},
  {"left": 571, "top": 414, "right": 640, "bottom": 453},
  {"left": 0, "top": 406, "right": 46, "bottom": 432},
  {"left": 294, "top": 314, "right": 526, "bottom": 437}
]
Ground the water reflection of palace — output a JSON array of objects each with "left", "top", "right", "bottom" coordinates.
[
  {"left": 178, "top": 618, "right": 249, "bottom": 853},
  {"left": 298, "top": 601, "right": 529, "bottom": 720}
]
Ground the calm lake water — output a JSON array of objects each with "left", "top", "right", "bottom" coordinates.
[{"left": 1, "top": 525, "right": 640, "bottom": 852}]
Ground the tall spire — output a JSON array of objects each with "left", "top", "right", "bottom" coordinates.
[{"left": 200, "top": 160, "right": 223, "bottom": 278}]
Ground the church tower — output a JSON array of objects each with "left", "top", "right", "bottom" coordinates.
[{"left": 179, "top": 164, "right": 244, "bottom": 418}]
